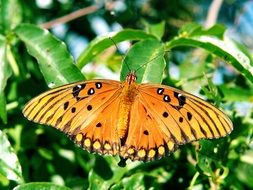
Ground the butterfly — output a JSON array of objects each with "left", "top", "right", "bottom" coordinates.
[{"left": 23, "top": 70, "right": 233, "bottom": 162}]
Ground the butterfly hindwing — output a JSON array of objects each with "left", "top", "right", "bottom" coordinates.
[
  {"left": 72, "top": 91, "right": 123, "bottom": 156},
  {"left": 120, "top": 99, "right": 177, "bottom": 161}
]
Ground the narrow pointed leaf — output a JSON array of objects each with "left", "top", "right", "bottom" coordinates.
[
  {"left": 0, "top": 130, "right": 23, "bottom": 183},
  {"left": 0, "top": 0, "right": 22, "bottom": 32},
  {"left": 0, "top": 36, "right": 12, "bottom": 124},
  {"left": 146, "top": 21, "right": 165, "bottom": 40},
  {"left": 14, "top": 24, "right": 85, "bottom": 87},
  {"left": 77, "top": 29, "right": 156, "bottom": 69},
  {"left": 166, "top": 29, "right": 253, "bottom": 83}
]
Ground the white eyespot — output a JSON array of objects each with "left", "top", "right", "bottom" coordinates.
[
  {"left": 96, "top": 82, "right": 102, "bottom": 89},
  {"left": 77, "top": 84, "right": 82, "bottom": 89},
  {"left": 88, "top": 88, "right": 95, "bottom": 95}
]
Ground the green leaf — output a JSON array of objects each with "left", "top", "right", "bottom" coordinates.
[
  {"left": 179, "top": 23, "right": 225, "bottom": 39},
  {"left": 13, "top": 182, "right": 72, "bottom": 190},
  {"left": 120, "top": 39, "right": 165, "bottom": 83},
  {"left": 201, "top": 76, "right": 223, "bottom": 106},
  {"left": 196, "top": 156, "right": 214, "bottom": 177},
  {"left": 88, "top": 157, "right": 128, "bottom": 190},
  {"left": 0, "top": 93, "right": 7, "bottom": 124},
  {"left": 236, "top": 151, "right": 253, "bottom": 188},
  {"left": 219, "top": 85, "right": 253, "bottom": 102},
  {"left": 121, "top": 173, "right": 145, "bottom": 189},
  {"left": 196, "top": 138, "right": 230, "bottom": 180},
  {"left": 0, "top": 36, "right": 12, "bottom": 124},
  {"left": 14, "top": 24, "right": 85, "bottom": 87},
  {"left": 178, "top": 23, "right": 202, "bottom": 36},
  {"left": 146, "top": 21, "right": 165, "bottom": 40},
  {"left": 0, "top": 130, "right": 23, "bottom": 183},
  {"left": 177, "top": 52, "right": 206, "bottom": 92},
  {"left": 166, "top": 35, "right": 253, "bottom": 83},
  {"left": 77, "top": 29, "right": 156, "bottom": 69},
  {"left": 203, "top": 24, "right": 226, "bottom": 39},
  {"left": 0, "top": 0, "right": 22, "bottom": 32},
  {"left": 198, "top": 139, "right": 229, "bottom": 161}
]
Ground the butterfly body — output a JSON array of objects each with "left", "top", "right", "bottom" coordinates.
[
  {"left": 23, "top": 72, "right": 233, "bottom": 162},
  {"left": 117, "top": 72, "right": 138, "bottom": 139}
]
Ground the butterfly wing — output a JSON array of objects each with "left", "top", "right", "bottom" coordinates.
[
  {"left": 120, "top": 98, "right": 175, "bottom": 161},
  {"left": 120, "top": 84, "right": 233, "bottom": 161},
  {"left": 23, "top": 80, "right": 123, "bottom": 155},
  {"left": 23, "top": 79, "right": 233, "bottom": 162}
]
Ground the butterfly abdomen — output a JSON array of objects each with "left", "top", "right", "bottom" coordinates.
[{"left": 117, "top": 82, "right": 139, "bottom": 140}]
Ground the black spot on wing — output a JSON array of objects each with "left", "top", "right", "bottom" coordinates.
[
  {"left": 157, "top": 88, "right": 164, "bottom": 95},
  {"left": 174, "top": 92, "right": 186, "bottom": 107},
  {"left": 163, "top": 112, "right": 169, "bottom": 118},
  {"left": 87, "top": 105, "right": 92, "bottom": 111},
  {"left": 143, "top": 130, "right": 149, "bottom": 135},
  {"left": 95, "top": 82, "right": 102, "bottom": 89},
  {"left": 187, "top": 112, "right": 192, "bottom": 120},
  {"left": 163, "top": 95, "right": 171, "bottom": 102},
  {"left": 88, "top": 88, "right": 95, "bottom": 95},
  {"left": 96, "top": 122, "right": 102, "bottom": 127},
  {"left": 63, "top": 101, "right": 69, "bottom": 110},
  {"left": 72, "top": 84, "right": 86, "bottom": 100},
  {"left": 71, "top": 107, "right": 76, "bottom": 113}
]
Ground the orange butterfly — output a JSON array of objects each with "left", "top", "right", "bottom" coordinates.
[{"left": 23, "top": 71, "right": 233, "bottom": 162}]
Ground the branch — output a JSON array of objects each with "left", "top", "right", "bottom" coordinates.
[
  {"left": 40, "top": 5, "right": 99, "bottom": 29},
  {"left": 205, "top": 0, "right": 223, "bottom": 28}
]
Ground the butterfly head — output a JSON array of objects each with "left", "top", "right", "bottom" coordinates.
[{"left": 126, "top": 71, "right": 137, "bottom": 85}]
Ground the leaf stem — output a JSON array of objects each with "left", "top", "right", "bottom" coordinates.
[{"left": 188, "top": 172, "right": 200, "bottom": 189}]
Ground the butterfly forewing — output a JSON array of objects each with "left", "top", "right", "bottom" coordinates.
[
  {"left": 139, "top": 84, "right": 233, "bottom": 140},
  {"left": 23, "top": 80, "right": 123, "bottom": 153}
]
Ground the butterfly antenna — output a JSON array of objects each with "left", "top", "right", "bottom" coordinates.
[
  {"left": 135, "top": 49, "right": 170, "bottom": 73},
  {"left": 109, "top": 37, "right": 131, "bottom": 72},
  {"left": 135, "top": 49, "right": 171, "bottom": 72}
]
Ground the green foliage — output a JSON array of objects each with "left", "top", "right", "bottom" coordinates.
[
  {"left": 120, "top": 39, "right": 165, "bottom": 83},
  {"left": 0, "top": 131, "right": 23, "bottom": 183},
  {"left": 0, "top": 0, "right": 22, "bottom": 32},
  {"left": 77, "top": 29, "right": 156, "bottom": 69},
  {"left": 1, "top": 1, "right": 253, "bottom": 190},
  {"left": 166, "top": 23, "right": 253, "bottom": 83},
  {"left": 15, "top": 24, "right": 85, "bottom": 87},
  {"left": 145, "top": 21, "right": 166, "bottom": 40},
  {"left": 0, "top": 35, "right": 11, "bottom": 123},
  {"left": 13, "top": 182, "right": 72, "bottom": 190}
]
